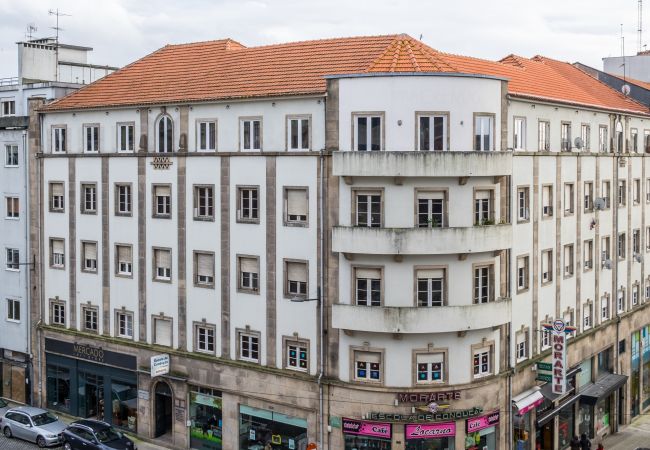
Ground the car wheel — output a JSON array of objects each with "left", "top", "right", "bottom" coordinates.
[
  {"left": 63, "top": 442, "right": 72, "bottom": 450},
  {"left": 37, "top": 435, "right": 47, "bottom": 448},
  {"left": 2, "top": 427, "right": 11, "bottom": 438}
]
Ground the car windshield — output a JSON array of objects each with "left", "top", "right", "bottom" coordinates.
[
  {"left": 0, "top": 399, "right": 7, "bottom": 407},
  {"left": 31, "top": 412, "right": 58, "bottom": 426},
  {"left": 95, "top": 427, "right": 122, "bottom": 443}
]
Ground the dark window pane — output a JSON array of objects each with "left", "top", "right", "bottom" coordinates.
[
  {"left": 371, "top": 117, "right": 381, "bottom": 150},
  {"left": 420, "top": 116, "right": 430, "bottom": 150},
  {"left": 301, "top": 119, "right": 309, "bottom": 149},
  {"left": 357, "top": 118, "right": 367, "bottom": 151},
  {"left": 433, "top": 117, "right": 444, "bottom": 150},
  {"left": 291, "top": 120, "right": 299, "bottom": 149}
]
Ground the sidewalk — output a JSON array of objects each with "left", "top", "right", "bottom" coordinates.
[{"left": 602, "top": 413, "right": 650, "bottom": 450}]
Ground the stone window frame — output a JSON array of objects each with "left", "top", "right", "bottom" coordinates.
[
  {"left": 285, "top": 114, "right": 312, "bottom": 151},
  {"left": 412, "top": 264, "right": 448, "bottom": 307},
  {"left": 80, "top": 182, "right": 98, "bottom": 215},
  {"left": 601, "top": 179, "right": 612, "bottom": 209},
  {"left": 236, "top": 327, "right": 261, "bottom": 363},
  {"left": 563, "top": 182, "right": 575, "bottom": 216},
  {"left": 580, "top": 123, "right": 591, "bottom": 151},
  {"left": 471, "top": 261, "right": 495, "bottom": 304},
  {"left": 413, "top": 188, "right": 449, "bottom": 228},
  {"left": 351, "top": 187, "right": 385, "bottom": 227},
  {"left": 116, "top": 121, "right": 136, "bottom": 153},
  {"left": 515, "top": 254, "right": 530, "bottom": 293},
  {"left": 238, "top": 116, "right": 263, "bottom": 151},
  {"left": 472, "top": 112, "right": 496, "bottom": 151},
  {"left": 283, "top": 258, "right": 309, "bottom": 300},
  {"left": 563, "top": 243, "right": 575, "bottom": 279},
  {"left": 82, "top": 123, "right": 101, "bottom": 153},
  {"left": 470, "top": 339, "right": 495, "bottom": 380},
  {"left": 114, "top": 182, "right": 133, "bottom": 217},
  {"left": 151, "top": 183, "right": 172, "bottom": 219},
  {"left": 540, "top": 248, "right": 553, "bottom": 285},
  {"left": 154, "top": 113, "right": 175, "bottom": 154},
  {"left": 114, "top": 243, "right": 134, "bottom": 278},
  {"left": 472, "top": 186, "right": 496, "bottom": 225},
  {"left": 193, "top": 250, "right": 215, "bottom": 289},
  {"left": 193, "top": 320, "right": 217, "bottom": 355},
  {"left": 193, "top": 184, "right": 215, "bottom": 222},
  {"left": 282, "top": 335, "right": 310, "bottom": 372},
  {"left": 152, "top": 246, "right": 173, "bottom": 283},
  {"left": 515, "top": 327, "right": 530, "bottom": 362},
  {"left": 236, "top": 184, "right": 261, "bottom": 224},
  {"left": 49, "top": 237, "right": 65, "bottom": 270},
  {"left": 414, "top": 111, "right": 451, "bottom": 151},
  {"left": 50, "top": 124, "right": 67, "bottom": 153},
  {"left": 195, "top": 118, "right": 218, "bottom": 152},
  {"left": 351, "top": 264, "right": 384, "bottom": 307},
  {"left": 48, "top": 181, "right": 65, "bottom": 213},
  {"left": 283, "top": 186, "right": 309, "bottom": 227},
  {"left": 49, "top": 298, "right": 66, "bottom": 327},
  {"left": 515, "top": 185, "right": 530, "bottom": 223},
  {"left": 114, "top": 308, "right": 135, "bottom": 340},
  {"left": 152, "top": 314, "right": 174, "bottom": 347},
  {"left": 633, "top": 178, "right": 641, "bottom": 205},
  {"left": 600, "top": 293, "right": 611, "bottom": 323},
  {"left": 632, "top": 281, "right": 641, "bottom": 307},
  {"left": 236, "top": 254, "right": 260, "bottom": 295},
  {"left": 5, "top": 195, "right": 19, "bottom": 220},
  {"left": 81, "top": 303, "right": 99, "bottom": 334},
  {"left": 541, "top": 184, "right": 554, "bottom": 219},
  {"left": 412, "top": 346, "right": 449, "bottom": 386},
  {"left": 80, "top": 240, "right": 98, "bottom": 274},
  {"left": 583, "top": 180, "right": 594, "bottom": 212},
  {"left": 540, "top": 315, "right": 553, "bottom": 351},
  {"left": 583, "top": 239, "right": 594, "bottom": 272},
  {"left": 583, "top": 300, "right": 593, "bottom": 330},
  {"left": 351, "top": 111, "right": 385, "bottom": 151},
  {"left": 350, "top": 344, "right": 385, "bottom": 386}
]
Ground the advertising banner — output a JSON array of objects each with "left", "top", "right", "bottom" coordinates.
[
  {"left": 342, "top": 418, "right": 391, "bottom": 439},
  {"left": 405, "top": 422, "right": 456, "bottom": 440},
  {"left": 465, "top": 410, "right": 500, "bottom": 433}
]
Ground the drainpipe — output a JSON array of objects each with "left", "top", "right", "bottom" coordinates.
[
  {"left": 318, "top": 144, "right": 326, "bottom": 450},
  {"left": 37, "top": 111, "right": 44, "bottom": 408},
  {"left": 613, "top": 114, "right": 621, "bottom": 432},
  {"left": 22, "top": 129, "right": 32, "bottom": 404}
]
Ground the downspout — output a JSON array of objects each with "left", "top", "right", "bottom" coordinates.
[
  {"left": 613, "top": 114, "right": 621, "bottom": 431},
  {"left": 37, "top": 110, "right": 44, "bottom": 407},
  {"left": 318, "top": 145, "right": 325, "bottom": 450},
  {"left": 22, "top": 129, "right": 32, "bottom": 404}
]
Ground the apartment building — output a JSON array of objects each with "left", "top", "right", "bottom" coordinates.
[
  {"left": 29, "top": 35, "right": 650, "bottom": 450},
  {"left": 0, "top": 38, "right": 116, "bottom": 406}
]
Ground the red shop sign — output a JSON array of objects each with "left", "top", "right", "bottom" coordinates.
[
  {"left": 465, "top": 410, "right": 500, "bottom": 433},
  {"left": 405, "top": 422, "right": 456, "bottom": 440}
]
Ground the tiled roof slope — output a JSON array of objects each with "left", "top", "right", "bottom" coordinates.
[{"left": 43, "top": 34, "right": 650, "bottom": 115}]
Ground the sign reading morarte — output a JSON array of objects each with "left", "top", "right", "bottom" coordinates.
[
  {"left": 369, "top": 407, "right": 483, "bottom": 423},
  {"left": 397, "top": 391, "right": 462, "bottom": 403},
  {"left": 44, "top": 338, "right": 137, "bottom": 370}
]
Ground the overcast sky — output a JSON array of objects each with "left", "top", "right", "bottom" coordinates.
[{"left": 0, "top": 0, "right": 646, "bottom": 78}]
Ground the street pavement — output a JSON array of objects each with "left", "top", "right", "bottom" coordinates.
[{"left": 602, "top": 413, "right": 650, "bottom": 450}]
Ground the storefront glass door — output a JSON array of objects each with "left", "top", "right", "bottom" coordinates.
[
  {"left": 239, "top": 405, "right": 307, "bottom": 450},
  {"left": 632, "top": 331, "right": 641, "bottom": 418},
  {"left": 78, "top": 372, "right": 104, "bottom": 421}
]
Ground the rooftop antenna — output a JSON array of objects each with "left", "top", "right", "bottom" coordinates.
[
  {"left": 419, "top": 34, "right": 423, "bottom": 41},
  {"left": 25, "top": 23, "right": 38, "bottom": 41},
  {"left": 639, "top": 0, "right": 643, "bottom": 53},
  {"left": 48, "top": 8, "right": 71, "bottom": 81}
]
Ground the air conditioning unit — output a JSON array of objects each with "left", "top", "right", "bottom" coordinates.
[
  {"left": 543, "top": 205, "right": 553, "bottom": 215},
  {"left": 602, "top": 259, "right": 613, "bottom": 270}
]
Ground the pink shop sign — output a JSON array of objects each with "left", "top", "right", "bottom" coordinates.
[
  {"left": 405, "top": 422, "right": 456, "bottom": 440},
  {"left": 465, "top": 410, "right": 500, "bottom": 433},
  {"left": 342, "top": 418, "right": 392, "bottom": 439}
]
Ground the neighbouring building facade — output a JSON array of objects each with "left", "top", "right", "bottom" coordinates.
[
  {"left": 0, "top": 38, "right": 116, "bottom": 406},
  {"left": 26, "top": 35, "right": 650, "bottom": 450}
]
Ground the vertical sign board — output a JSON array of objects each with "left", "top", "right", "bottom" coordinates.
[{"left": 552, "top": 319, "right": 567, "bottom": 395}]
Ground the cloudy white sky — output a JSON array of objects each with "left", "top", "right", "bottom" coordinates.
[{"left": 0, "top": 0, "right": 645, "bottom": 78}]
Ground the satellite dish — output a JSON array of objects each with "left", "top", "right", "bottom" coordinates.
[
  {"left": 593, "top": 198, "right": 606, "bottom": 210},
  {"left": 574, "top": 137, "right": 584, "bottom": 149},
  {"left": 622, "top": 84, "right": 631, "bottom": 96}
]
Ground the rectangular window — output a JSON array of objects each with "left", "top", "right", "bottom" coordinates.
[
  {"left": 116, "top": 245, "right": 133, "bottom": 276},
  {"left": 542, "top": 185, "right": 553, "bottom": 217},
  {"left": 286, "top": 341, "right": 308, "bottom": 371},
  {"left": 50, "top": 239, "right": 65, "bottom": 268},
  {"left": 417, "top": 268, "right": 445, "bottom": 307},
  {"left": 474, "top": 115, "right": 494, "bottom": 151},
  {"left": 517, "top": 187, "right": 530, "bottom": 221},
  {"left": 115, "top": 184, "right": 132, "bottom": 215},
  {"left": 632, "top": 128, "right": 639, "bottom": 153},
  {"left": 153, "top": 317, "right": 172, "bottom": 347},
  {"left": 618, "top": 233, "right": 626, "bottom": 260},
  {"left": 538, "top": 120, "right": 550, "bottom": 151},
  {"left": 355, "top": 267, "right": 381, "bottom": 306},
  {"left": 83, "top": 306, "right": 98, "bottom": 332},
  {"left": 354, "top": 350, "right": 381, "bottom": 382},
  {"left": 584, "top": 181, "right": 593, "bottom": 211},
  {"left": 417, "top": 191, "right": 445, "bottom": 227},
  {"left": 237, "top": 186, "right": 259, "bottom": 222},
  {"left": 618, "top": 180, "right": 626, "bottom": 206},
  {"left": 83, "top": 125, "right": 99, "bottom": 152},
  {"left": 601, "top": 295, "right": 610, "bottom": 321},
  {"left": 116, "top": 311, "right": 133, "bottom": 338},
  {"left": 584, "top": 239, "right": 594, "bottom": 270},
  {"left": 197, "top": 120, "right": 217, "bottom": 151},
  {"left": 193, "top": 185, "right": 214, "bottom": 220},
  {"left": 81, "top": 183, "right": 97, "bottom": 214},
  {"left": 516, "top": 256, "right": 529, "bottom": 291},
  {"left": 241, "top": 118, "right": 261, "bottom": 151},
  {"left": 154, "top": 248, "right": 172, "bottom": 281},
  {"left": 284, "top": 187, "right": 308, "bottom": 225},
  {"left": 117, "top": 123, "right": 134, "bottom": 152},
  {"left": 473, "top": 347, "right": 491, "bottom": 378},
  {"left": 564, "top": 244, "right": 574, "bottom": 277},
  {"left": 288, "top": 117, "right": 310, "bottom": 150},
  {"left": 647, "top": 227, "right": 650, "bottom": 251},
  {"left": 49, "top": 182, "right": 64, "bottom": 212},
  {"left": 633, "top": 284, "right": 640, "bottom": 306},
  {"left": 5, "top": 145, "right": 18, "bottom": 167},
  {"left": 633, "top": 229, "right": 641, "bottom": 255},
  {"left": 561, "top": 122, "right": 571, "bottom": 151},
  {"left": 6, "top": 298, "right": 20, "bottom": 322},
  {"left": 599, "top": 125, "right": 608, "bottom": 152},
  {"left": 647, "top": 179, "right": 650, "bottom": 203},
  {"left": 238, "top": 256, "right": 259, "bottom": 292},
  {"left": 634, "top": 179, "right": 641, "bottom": 204},
  {"left": 541, "top": 249, "right": 553, "bottom": 283},
  {"left": 516, "top": 332, "right": 528, "bottom": 360},
  {"left": 602, "top": 236, "right": 611, "bottom": 265},
  {"left": 581, "top": 124, "right": 591, "bottom": 150},
  {"left": 153, "top": 184, "right": 171, "bottom": 218},
  {"left": 617, "top": 290, "right": 625, "bottom": 313},
  {"left": 645, "top": 130, "right": 650, "bottom": 153},
  {"left": 1, "top": 100, "right": 15, "bottom": 116},
  {"left": 5, "top": 196, "right": 19, "bottom": 219},
  {"left": 239, "top": 332, "right": 260, "bottom": 363},
  {"left": 195, "top": 252, "right": 215, "bottom": 287},
  {"left": 418, "top": 114, "right": 447, "bottom": 151},
  {"left": 50, "top": 300, "right": 66, "bottom": 326},
  {"left": 473, "top": 265, "right": 493, "bottom": 303},
  {"left": 474, "top": 190, "right": 493, "bottom": 225},
  {"left": 583, "top": 303, "right": 592, "bottom": 329},
  {"left": 196, "top": 325, "right": 216, "bottom": 353},
  {"left": 416, "top": 353, "right": 444, "bottom": 383},
  {"left": 354, "top": 115, "right": 382, "bottom": 151},
  {"left": 81, "top": 241, "right": 97, "bottom": 273},
  {"left": 602, "top": 180, "right": 611, "bottom": 208},
  {"left": 355, "top": 191, "right": 382, "bottom": 227},
  {"left": 513, "top": 117, "right": 526, "bottom": 150},
  {"left": 285, "top": 260, "right": 308, "bottom": 298},
  {"left": 6, "top": 248, "right": 19, "bottom": 271},
  {"left": 541, "top": 328, "right": 551, "bottom": 350},
  {"left": 564, "top": 183, "right": 574, "bottom": 214},
  {"left": 52, "top": 127, "right": 66, "bottom": 153}
]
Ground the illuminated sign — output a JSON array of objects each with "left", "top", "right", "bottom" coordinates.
[
  {"left": 396, "top": 391, "right": 461, "bottom": 403},
  {"left": 542, "top": 319, "right": 570, "bottom": 395},
  {"left": 368, "top": 407, "right": 483, "bottom": 423}
]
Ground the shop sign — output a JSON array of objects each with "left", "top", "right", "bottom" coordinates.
[
  {"left": 342, "top": 418, "right": 392, "bottom": 439},
  {"left": 368, "top": 407, "right": 483, "bottom": 423},
  {"left": 550, "top": 319, "right": 567, "bottom": 394},
  {"left": 405, "top": 422, "right": 456, "bottom": 439},
  {"left": 465, "top": 410, "right": 500, "bottom": 433},
  {"left": 151, "top": 354, "right": 170, "bottom": 377},
  {"left": 396, "top": 391, "right": 461, "bottom": 403},
  {"left": 45, "top": 338, "right": 137, "bottom": 370},
  {"left": 137, "top": 389, "right": 149, "bottom": 401}
]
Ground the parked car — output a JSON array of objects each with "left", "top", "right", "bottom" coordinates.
[
  {"left": 0, "top": 406, "right": 66, "bottom": 447},
  {"left": 62, "top": 419, "right": 137, "bottom": 450},
  {"left": 0, "top": 398, "right": 10, "bottom": 418}
]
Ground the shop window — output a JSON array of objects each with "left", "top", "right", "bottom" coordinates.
[
  {"left": 415, "top": 353, "right": 444, "bottom": 384},
  {"left": 288, "top": 116, "right": 310, "bottom": 150},
  {"left": 195, "top": 323, "right": 216, "bottom": 354},
  {"left": 81, "top": 183, "right": 97, "bottom": 214},
  {"left": 240, "top": 118, "right": 262, "bottom": 151},
  {"left": 239, "top": 405, "right": 308, "bottom": 450},
  {"left": 284, "top": 260, "right": 308, "bottom": 299},
  {"left": 355, "top": 267, "right": 381, "bottom": 306},
  {"left": 153, "top": 248, "right": 172, "bottom": 281},
  {"left": 238, "top": 331, "right": 260, "bottom": 363},
  {"left": 472, "top": 346, "right": 492, "bottom": 378},
  {"left": 189, "top": 387, "right": 222, "bottom": 449},
  {"left": 196, "top": 120, "right": 217, "bottom": 151},
  {"left": 237, "top": 255, "right": 259, "bottom": 293},
  {"left": 111, "top": 381, "right": 138, "bottom": 431},
  {"left": 237, "top": 186, "right": 260, "bottom": 223},
  {"left": 116, "top": 311, "right": 133, "bottom": 339},
  {"left": 473, "top": 264, "right": 494, "bottom": 303},
  {"left": 49, "top": 182, "right": 64, "bottom": 212},
  {"left": 354, "top": 190, "right": 382, "bottom": 227},
  {"left": 153, "top": 317, "right": 173, "bottom": 347},
  {"left": 194, "top": 252, "right": 215, "bottom": 288},
  {"left": 81, "top": 241, "right": 98, "bottom": 273},
  {"left": 285, "top": 339, "right": 309, "bottom": 372},
  {"left": 117, "top": 123, "right": 134, "bottom": 152},
  {"left": 50, "top": 238, "right": 65, "bottom": 269},
  {"left": 418, "top": 113, "right": 448, "bottom": 151},
  {"left": 284, "top": 187, "right": 308, "bottom": 226},
  {"left": 153, "top": 184, "right": 171, "bottom": 218},
  {"left": 46, "top": 364, "right": 70, "bottom": 412},
  {"left": 354, "top": 350, "right": 382, "bottom": 383},
  {"left": 193, "top": 185, "right": 214, "bottom": 220},
  {"left": 50, "top": 300, "right": 66, "bottom": 326},
  {"left": 416, "top": 268, "right": 445, "bottom": 306},
  {"left": 115, "top": 183, "right": 132, "bottom": 216},
  {"left": 354, "top": 114, "right": 383, "bottom": 151},
  {"left": 83, "top": 124, "right": 100, "bottom": 152},
  {"left": 82, "top": 306, "right": 98, "bottom": 333},
  {"left": 116, "top": 245, "right": 133, "bottom": 276},
  {"left": 417, "top": 190, "right": 446, "bottom": 228}
]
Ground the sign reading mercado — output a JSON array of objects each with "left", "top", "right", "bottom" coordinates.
[{"left": 541, "top": 319, "right": 576, "bottom": 395}]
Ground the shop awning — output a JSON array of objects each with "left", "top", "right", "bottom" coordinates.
[
  {"left": 579, "top": 373, "right": 628, "bottom": 406},
  {"left": 512, "top": 387, "right": 544, "bottom": 415},
  {"left": 536, "top": 392, "right": 581, "bottom": 427}
]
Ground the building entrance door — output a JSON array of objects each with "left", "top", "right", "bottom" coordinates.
[
  {"left": 154, "top": 382, "right": 173, "bottom": 438},
  {"left": 535, "top": 420, "right": 554, "bottom": 450},
  {"left": 79, "top": 372, "right": 104, "bottom": 420}
]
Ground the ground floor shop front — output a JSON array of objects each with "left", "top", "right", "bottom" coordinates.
[{"left": 0, "top": 348, "right": 30, "bottom": 404}]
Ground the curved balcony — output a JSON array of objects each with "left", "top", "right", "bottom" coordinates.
[
  {"left": 332, "top": 225, "right": 511, "bottom": 255},
  {"left": 332, "top": 298, "right": 511, "bottom": 334},
  {"left": 332, "top": 151, "right": 512, "bottom": 178}
]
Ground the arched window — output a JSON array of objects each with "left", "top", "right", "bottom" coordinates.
[{"left": 157, "top": 115, "right": 173, "bottom": 153}]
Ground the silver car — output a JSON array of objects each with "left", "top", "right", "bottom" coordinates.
[
  {"left": 0, "top": 398, "right": 9, "bottom": 418},
  {"left": 1, "top": 406, "right": 66, "bottom": 447}
]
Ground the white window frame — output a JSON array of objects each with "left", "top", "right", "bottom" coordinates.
[
  {"left": 6, "top": 298, "right": 20, "bottom": 322},
  {"left": 4, "top": 145, "right": 18, "bottom": 167},
  {"left": 517, "top": 187, "right": 529, "bottom": 221},
  {"left": 81, "top": 184, "right": 97, "bottom": 214},
  {"left": 538, "top": 120, "right": 550, "bottom": 151},
  {"left": 474, "top": 115, "right": 494, "bottom": 151},
  {"left": 288, "top": 117, "right": 310, "bottom": 151},
  {"left": 83, "top": 124, "right": 100, "bottom": 153},
  {"left": 513, "top": 117, "right": 526, "bottom": 150},
  {"left": 117, "top": 123, "right": 135, "bottom": 152},
  {"left": 51, "top": 301, "right": 66, "bottom": 326},
  {"left": 1, "top": 100, "right": 15, "bottom": 116},
  {"left": 6, "top": 248, "right": 19, "bottom": 271},
  {"left": 286, "top": 341, "right": 309, "bottom": 372},
  {"left": 197, "top": 120, "right": 217, "bottom": 152},
  {"left": 116, "top": 245, "right": 133, "bottom": 276},
  {"left": 473, "top": 348, "right": 491, "bottom": 378},
  {"left": 416, "top": 353, "right": 445, "bottom": 384},
  {"left": 194, "top": 185, "right": 214, "bottom": 220},
  {"left": 153, "top": 184, "right": 172, "bottom": 218},
  {"left": 52, "top": 127, "right": 66, "bottom": 153},
  {"left": 81, "top": 241, "right": 97, "bottom": 273},
  {"left": 238, "top": 332, "right": 260, "bottom": 363},
  {"left": 473, "top": 265, "right": 492, "bottom": 303},
  {"left": 240, "top": 118, "right": 262, "bottom": 151},
  {"left": 196, "top": 325, "right": 216, "bottom": 354},
  {"left": 601, "top": 296, "right": 610, "bottom": 321},
  {"left": 5, "top": 196, "right": 19, "bottom": 219},
  {"left": 354, "top": 114, "right": 383, "bottom": 151},
  {"left": 416, "top": 269, "right": 445, "bottom": 307},
  {"left": 583, "top": 304, "right": 592, "bottom": 330},
  {"left": 581, "top": 124, "right": 591, "bottom": 150},
  {"left": 116, "top": 184, "right": 132, "bottom": 215},
  {"left": 354, "top": 350, "right": 382, "bottom": 382},
  {"left": 83, "top": 306, "right": 98, "bottom": 332},
  {"left": 154, "top": 248, "right": 172, "bottom": 281},
  {"left": 418, "top": 114, "right": 448, "bottom": 151},
  {"left": 237, "top": 187, "right": 259, "bottom": 222},
  {"left": 157, "top": 115, "right": 174, "bottom": 153},
  {"left": 117, "top": 311, "right": 133, "bottom": 339}
]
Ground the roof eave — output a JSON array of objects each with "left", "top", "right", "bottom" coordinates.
[{"left": 509, "top": 93, "right": 650, "bottom": 118}]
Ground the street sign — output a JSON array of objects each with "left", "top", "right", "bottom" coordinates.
[
  {"left": 536, "top": 373, "right": 552, "bottom": 382},
  {"left": 536, "top": 362, "right": 552, "bottom": 371}
]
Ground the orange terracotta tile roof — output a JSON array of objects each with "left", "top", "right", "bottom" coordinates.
[{"left": 43, "top": 34, "right": 650, "bottom": 115}]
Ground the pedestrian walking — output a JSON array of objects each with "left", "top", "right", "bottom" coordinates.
[
  {"left": 570, "top": 435, "right": 581, "bottom": 450},
  {"left": 580, "top": 433, "right": 592, "bottom": 450}
]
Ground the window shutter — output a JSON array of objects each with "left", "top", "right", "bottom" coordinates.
[
  {"left": 157, "top": 250, "right": 171, "bottom": 269},
  {"left": 52, "top": 183, "right": 64, "bottom": 196},
  {"left": 356, "top": 267, "right": 380, "bottom": 279},
  {"left": 240, "top": 257, "right": 257, "bottom": 273},
  {"left": 157, "top": 185, "right": 171, "bottom": 197},
  {"left": 287, "top": 189, "right": 308, "bottom": 216},
  {"left": 417, "top": 353, "right": 443, "bottom": 364},
  {"left": 287, "top": 261, "right": 307, "bottom": 282},
  {"left": 417, "top": 191, "right": 444, "bottom": 200},
  {"left": 85, "top": 243, "right": 97, "bottom": 260},
  {"left": 356, "top": 351, "right": 380, "bottom": 363},
  {"left": 417, "top": 268, "right": 444, "bottom": 279},
  {"left": 155, "top": 319, "right": 172, "bottom": 346},
  {"left": 118, "top": 246, "right": 132, "bottom": 262},
  {"left": 52, "top": 240, "right": 64, "bottom": 254},
  {"left": 475, "top": 190, "right": 490, "bottom": 200},
  {"left": 197, "top": 253, "right": 213, "bottom": 276}
]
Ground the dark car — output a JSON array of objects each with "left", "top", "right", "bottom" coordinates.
[{"left": 62, "top": 419, "right": 137, "bottom": 450}]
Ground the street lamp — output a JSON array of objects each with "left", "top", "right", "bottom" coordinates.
[{"left": 289, "top": 288, "right": 320, "bottom": 303}]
